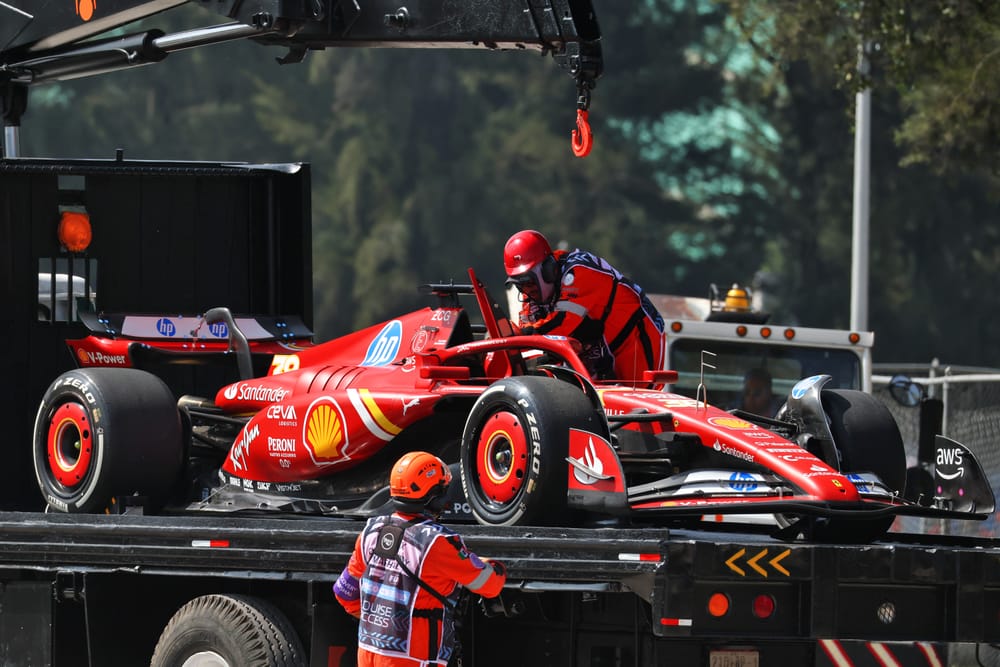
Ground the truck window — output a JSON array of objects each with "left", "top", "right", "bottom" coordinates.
[
  {"left": 669, "top": 339, "right": 863, "bottom": 410},
  {"left": 38, "top": 257, "right": 97, "bottom": 323}
]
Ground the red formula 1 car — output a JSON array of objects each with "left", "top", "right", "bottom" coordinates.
[{"left": 33, "top": 270, "right": 995, "bottom": 542}]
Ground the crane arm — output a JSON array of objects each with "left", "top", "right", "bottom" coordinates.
[
  {"left": 0, "top": 0, "right": 600, "bottom": 90},
  {"left": 1, "top": 0, "right": 602, "bottom": 156}
]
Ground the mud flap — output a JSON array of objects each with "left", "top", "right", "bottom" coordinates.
[
  {"left": 566, "top": 428, "right": 629, "bottom": 514},
  {"left": 934, "top": 436, "right": 996, "bottom": 515}
]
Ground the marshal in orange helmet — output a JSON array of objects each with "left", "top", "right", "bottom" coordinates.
[
  {"left": 335, "top": 451, "right": 506, "bottom": 666},
  {"left": 389, "top": 450, "right": 452, "bottom": 510}
]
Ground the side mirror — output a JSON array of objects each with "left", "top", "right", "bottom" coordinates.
[
  {"left": 643, "top": 370, "right": 679, "bottom": 384},
  {"left": 888, "top": 374, "right": 924, "bottom": 408}
]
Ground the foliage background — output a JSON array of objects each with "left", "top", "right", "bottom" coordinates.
[{"left": 17, "top": 1, "right": 1000, "bottom": 367}]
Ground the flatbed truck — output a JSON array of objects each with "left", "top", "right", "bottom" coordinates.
[
  {"left": 1, "top": 509, "right": 998, "bottom": 666},
  {"left": 2, "top": 3, "right": 999, "bottom": 666}
]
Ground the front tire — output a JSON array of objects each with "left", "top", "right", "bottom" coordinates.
[
  {"left": 813, "top": 388, "right": 906, "bottom": 543},
  {"left": 460, "top": 376, "right": 604, "bottom": 526},
  {"left": 33, "top": 368, "right": 183, "bottom": 512},
  {"left": 150, "top": 594, "right": 306, "bottom": 667}
]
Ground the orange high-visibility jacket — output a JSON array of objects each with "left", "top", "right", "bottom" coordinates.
[{"left": 334, "top": 512, "right": 506, "bottom": 666}]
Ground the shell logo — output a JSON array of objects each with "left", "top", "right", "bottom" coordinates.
[
  {"left": 304, "top": 398, "right": 346, "bottom": 463},
  {"left": 708, "top": 416, "right": 755, "bottom": 430},
  {"left": 77, "top": 348, "right": 89, "bottom": 364},
  {"left": 76, "top": 0, "right": 96, "bottom": 21}
]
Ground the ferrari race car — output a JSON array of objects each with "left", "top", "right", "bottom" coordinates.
[{"left": 34, "top": 269, "right": 995, "bottom": 542}]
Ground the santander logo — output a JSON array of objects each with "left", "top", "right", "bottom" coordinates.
[{"left": 222, "top": 383, "right": 289, "bottom": 403}]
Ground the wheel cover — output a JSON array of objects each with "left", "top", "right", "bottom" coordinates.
[
  {"left": 47, "top": 402, "right": 94, "bottom": 488},
  {"left": 476, "top": 411, "right": 529, "bottom": 505},
  {"left": 180, "top": 652, "right": 230, "bottom": 667}
]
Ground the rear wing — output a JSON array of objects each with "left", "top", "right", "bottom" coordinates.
[
  {"left": 78, "top": 310, "right": 312, "bottom": 343},
  {"left": 68, "top": 310, "right": 313, "bottom": 376}
]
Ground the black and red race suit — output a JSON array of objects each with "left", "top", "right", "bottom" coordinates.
[{"left": 516, "top": 248, "right": 665, "bottom": 380}]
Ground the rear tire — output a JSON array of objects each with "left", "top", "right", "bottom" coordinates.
[
  {"left": 812, "top": 388, "right": 906, "bottom": 543},
  {"left": 460, "top": 376, "right": 603, "bottom": 526},
  {"left": 150, "top": 594, "right": 306, "bottom": 667},
  {"left": 33, "top": 368, "right": 183, "bottom": 513}
]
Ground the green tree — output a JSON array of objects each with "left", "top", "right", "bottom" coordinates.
[
  {"left": 258, "top": 44, "right": 688, "bottom": 338},
  {"left": 718, "top": 0, "right": 1000, "bottom": 366},
  {"left": 723, "top": 0, "right": 1000, "bottom": 178},
  {"left": 599, "top": 0, "right": 788, "bottom": 297}
]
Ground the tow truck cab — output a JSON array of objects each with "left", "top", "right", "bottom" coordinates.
[{"left": 650, "top": 284, "right": 872, "bottom": 413}]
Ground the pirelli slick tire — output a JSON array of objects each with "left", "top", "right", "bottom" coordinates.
[
  {"left": 33, "top": 368, "right": 183, "bottom": 513},
  {"left": 150, "top": 594, "right": 306, "bottom": 667},
  {"left": 460, "top": 375, "right": 602, "bottom": 527},
  {"left": 814, "top": 388, "right": 907, "bottom": 543}
]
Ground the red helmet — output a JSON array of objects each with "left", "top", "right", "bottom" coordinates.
[
  {"left": 390, "top": 451, "right": 452, "bottom": 504},
  {"left": 503, "top": 230, "right": 552, "bottom": 277}
]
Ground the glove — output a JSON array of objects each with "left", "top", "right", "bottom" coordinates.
[{"left": 490, "top": 560, "right": 507, "bottom": 577}]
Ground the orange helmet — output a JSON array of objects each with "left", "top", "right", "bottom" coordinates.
[
  {"left": 390, "top": 451, "right": 452, "bottom": 505},
  {"left": 503, "top": 229, "right": 552, "bottom": 277}
]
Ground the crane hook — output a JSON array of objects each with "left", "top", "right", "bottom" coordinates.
[{"left": 571, "top": 109, "right": 593, "bottom": 158}]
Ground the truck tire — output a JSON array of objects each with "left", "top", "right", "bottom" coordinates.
[
  {"left": 150, "top": 594, "right": 306, "bottom": 667},
  {"left": 813, "top": 388, "right": 907, "bottom": 543},
  {"left": 33, "top": 368, "right": 183, "bottom": 513},
  {"left": 460, "top": 375, "right": 602, "bottom": 526}
]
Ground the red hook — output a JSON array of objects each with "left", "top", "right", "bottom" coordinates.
[{"left": 571, "top": 109, "right": 593, "bottom": 158}]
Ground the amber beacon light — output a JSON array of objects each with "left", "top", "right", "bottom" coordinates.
[{"left": 58, "top": 211, "right": 93, "bottom": 252}]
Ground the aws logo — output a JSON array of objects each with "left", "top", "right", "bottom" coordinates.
[
  {"left": 303, "top": 397, "right": 348, "bottom": 465},
  {"left": 76, "top": 0, "right": 96, "bottom": 21}
]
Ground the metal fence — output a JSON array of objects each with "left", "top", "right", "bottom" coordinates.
[{"left": 873, "top": 361, "right": 1000, "bottom": 538}]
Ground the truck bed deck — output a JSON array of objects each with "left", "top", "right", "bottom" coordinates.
[{"left": 1, "top": 510, "right": 996, "bottom": 643}]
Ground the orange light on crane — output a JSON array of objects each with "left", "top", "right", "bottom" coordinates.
[
  {"left": 58, "top": 211, "right": 92, "bottom": 252},
  {"left": 848, "top": 332, "right": 861, "bottom": 344}
]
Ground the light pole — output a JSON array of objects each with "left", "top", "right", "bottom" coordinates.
[{"left": 850, "top": 43, "right": 871, "bottom": 331}]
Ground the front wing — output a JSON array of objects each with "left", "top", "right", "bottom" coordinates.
[{"left": 566, "top": 429, "right": 996, "bottom": 522}]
